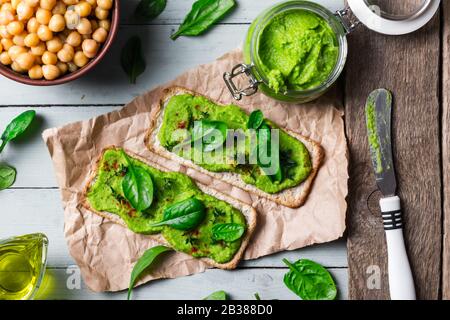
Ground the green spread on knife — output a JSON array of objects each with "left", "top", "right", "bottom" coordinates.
[
  {"left": 366, "top": 96, "right": 383, "bottom": 174},
  {"left": 257, "top": 9, "right": 339, "bottom": 93},
  {"left": 86, "top": 148, "right": 247, "bottom": 264},
  {"left": 158, "top": 94, "right": 312, "bottom": 194}
]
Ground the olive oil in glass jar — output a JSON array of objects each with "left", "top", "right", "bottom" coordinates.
[{"left": 0, "top": 233, "right": 48, "bottom": 300}]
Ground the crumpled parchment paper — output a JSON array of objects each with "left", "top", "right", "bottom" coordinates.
[{"left": 42, "top": 49, "right": 348, "bottom": 292}]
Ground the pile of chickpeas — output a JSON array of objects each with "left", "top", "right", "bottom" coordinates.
[{"left": 0, "top": 0, "right": 113, "bottom": 81}]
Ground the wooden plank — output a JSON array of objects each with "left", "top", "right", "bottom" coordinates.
[
  {"left": 442, "top": 0, "right": 450, "bottom": 300},
  {"left": 345, "top": 6, "right": 442, "bottom": 299},
  {"left": 120, "top": 0, "right": 345, "bottom": 25},
  {"left": 0, "top": 188, "right": 347, "bottom": 268},
  {"left": 35, "top": 266, "right": 348, "bottom": 300}
]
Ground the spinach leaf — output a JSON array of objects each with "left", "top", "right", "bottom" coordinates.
[
  {"left": 203, "top": 290, "right": 228, "bottom": 300},
  {"left": 257, "top": 123, "right": 282, "bottom": 182},
  {"left": 282, "top": 259, "right": 337, "bottom": 300},
  {"left": 121, "top": 150, "right": 154, "bottom": 212},
  {"left": 0, "top": 164, "right": 16, "bottom": 191},
  {"left": 135, "top": 0, "right": 167, "bottom": 20},
  {"left": 247, "top": 110, "right": 264, "bottom": 130},
  {"left": 151, "top": 197, "right": 206, "bottom": 230},
  {"left": 171, "top": 0, "right": 236, "bottom": 40},
  {"left": 192, "top": 120, "right": 228, "bottom": 152},
  {"left": 0, "top": 110, "right": 36, "bottom": 153},
  {"left": 212, "top": 223, "right": 245, "bottom": 242},
  {"left": 128, "top": 245, "right": 172, "bottom": 300},
  {"left": 121, "top": 36, "right": 146, "bottom": 84}
]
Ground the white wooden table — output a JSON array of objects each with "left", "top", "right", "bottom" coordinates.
[{"left": 0, "top": 0, "right": 347, "bottom": 300}]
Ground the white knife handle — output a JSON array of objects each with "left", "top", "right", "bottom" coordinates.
[{"left": 380, "top": 196, "right": 416, "bottom": 300}]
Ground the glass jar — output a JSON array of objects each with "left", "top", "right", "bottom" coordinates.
[{"left": 224, "top": 0, "right": 440, "bottom": 103}]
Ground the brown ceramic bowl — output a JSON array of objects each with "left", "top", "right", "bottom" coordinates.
[{"left": 0, "top": 0, "right": 119, "bottom": 86}]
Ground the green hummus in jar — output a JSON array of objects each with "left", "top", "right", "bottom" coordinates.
[{"left": 257, "top": 9, "right": 339, "bottom": 93}]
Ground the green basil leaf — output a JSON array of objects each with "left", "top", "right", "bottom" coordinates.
[
  {"left": 128, "top": 245, "right": 172, "bottom": 300},
  {"left": 203, "top": 290, "right": 228, "bottom": 300},
  {"left": 247, "top": 110, "right": 264, "bottom": 130},
  {"left": 121, "top": 150, "right": 154, "bottom": 212},
  {"left": 282, "top": 259, "right": 337, "bottom": 300},
  {"left": 152, "top": 197, "right": 206, "bottom": 230},
  {"left": 135, "top": 0, "right": 167, "bottom": 19},
  {"left": 171, "top": 0, "right": 236, "bottom": 40},
  {"left": 193, "top": 120, "right": 228, "bottom": 152},
  {"left": 121, "top": 36, "right": 146, "bottom": 84},
  {"left": 0, "top": 110, "right": 36, "bottom": 153},
  {"left": 212, "top": 223, "right": 245, "bottom": 242},
  {"left": 0, "top": 164, "right": 16, "bottom": 191}
]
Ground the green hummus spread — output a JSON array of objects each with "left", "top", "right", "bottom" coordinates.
[
  {"left": 257, "top": 9, "right": 339, "bottom": 93},
  {"left": 158, "top": 94, "right": 312, "bottom": 194},
  {"left": 86, "top": 149, "right": 247, "bottom": 264}
]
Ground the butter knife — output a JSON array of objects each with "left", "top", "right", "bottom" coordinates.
[{"left": 365, "top": 88, "right": 416, "bottom": 300}]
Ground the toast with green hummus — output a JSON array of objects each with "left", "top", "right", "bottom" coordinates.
[
  {"left": 82, "top": 147, "right": 257, "bottom": 270},
  {"left": 145, "top": 86, "right": 324, "bottom": 208}
]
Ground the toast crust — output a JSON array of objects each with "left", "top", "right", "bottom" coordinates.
[
  {"left": 81, "top": 146, "right": 257, "bottom": 270},
  {"left": 145, "top": 86, "right": 325, "bottom": 208}
]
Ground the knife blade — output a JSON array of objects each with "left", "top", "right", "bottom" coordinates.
[
  {"left": 364, "top": 88, "right": 416, "bottom": 300},
  {"left": 365, "top": 88, "right": 396, "bottom": 197}
]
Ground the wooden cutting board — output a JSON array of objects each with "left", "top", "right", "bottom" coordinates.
[{"left": 345, "top": 1, "right": 442, "bottom": 299}]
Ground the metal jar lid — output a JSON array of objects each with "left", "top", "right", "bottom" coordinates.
[{"left": 347, "top": 0, "right": 440, "bottom": 35}]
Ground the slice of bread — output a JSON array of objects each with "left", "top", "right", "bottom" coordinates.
[
  {"left": 81, "top": 146, "right": 257, "bottom": 270},
  {"left": 145, "top": 86, "right": 325, "bottom": 208}
]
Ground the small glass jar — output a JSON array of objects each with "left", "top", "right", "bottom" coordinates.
[{"left": 224, "top": 0, "right": 439, "bottom": 103}]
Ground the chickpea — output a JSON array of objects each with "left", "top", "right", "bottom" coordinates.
[
  {"left": 76, "top": 18, "right": 91, "bottom": 35},
  {"left": 57, "top": 43, "right": 73, "bottom": 62},
  {"left": 73, "top": 50, "right": 88, "bottom": 67},
  {"left": 48, "top": 14, "right": 65, "bottom": 32},
  {"left": 16, "top": 2, "right": 34, "bottom": 21},
  {"left": 64, "top": 8, "right": 79, "bottom": 30},
  {"left": 86, "top": 0, "right": 97, "bottom": 6},
  {"left": 37, "top": 24, "right": 53, "bottom": 41},
  {"left": 42, "top": 64, "right": 60, "bottom": 79},
  {"left": 52, "top": 1, "right": 66, "bottom": 15},
  {"left": 75, "top": 2, "right": 91, "bottom": 17},
  {"left": 92, "top": 27, "right": 106, "bottom": 43},
  {"left": 27, "top": 17, "right": 40, "bottom": 33},
  {"left": 7, "top": 21, "right": 25, "bottom": 36},
  {"left": 42, "top": 50, "right": 57, "bottom": 64},
  {"left": 81, "top": 38, "right": 97, "bottom": 57},
  {"left": 97, "top": 0, "right": 112, "bottom": 10},
  {"left": 0, "top": 25, "right": 12, "bottom": 39},
  {"left": 1, "top": 3, "right": 15, "bottom": 14},
  {"left": 15, "top": 52, "right": 35, "bottom": 70},
  {"left": 11, "top": 0, "right": 21, "bottom": 10},
  {"left": 67, "top": 61, "right": 77, "bottom": 72},
  {"left": 46, "top": 37, "right": 63, "bottom": 52},
  {"left": 8, "top": 45, "right": 27, "bottom": 60},
  {"left": 1, "top": 38, "right": 13, "bottom": 50},
  {"left": 28, "top": 64, "right": 43, "bottom": 79},
  {"left": 36, "top": 8, "right": 52, "bottom": 25},
  {"left": 0, "top": 10, "right": 14, "bottom": 25},
  {"left": 11, "top": 61, "right": 26, "bottom": 73},
  {"left": 65, "top": 30, "right": 81, "bottom": 46},
  {"left": 95, "top": 6, "right": 108, "bottom": 20},
  {"left": 30, "top": 42, "right": 46, "bottom": 55},
  {"left": 24, "top": 33, "right": 40, "bottom": 47},
  {"left": 12, "top": 32, "right": 27, "bottom": 46},
  {"left": 98, "top": 19, "right": 110, "bottom": 31},
  {"left": 40, "top": 0, "right": 57, "bottom": 10},
  {"left": 25, "top": 0, "right": 40, "bottom": 8},
  {"left": 56, "top": 61, "right": 67, "bottom": 74},
  {"left": 0, "top": 51, "right": 12, "bottom": 65}
]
